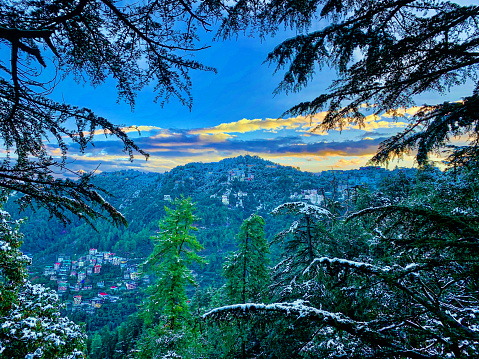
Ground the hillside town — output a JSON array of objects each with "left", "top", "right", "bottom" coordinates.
[{"left": 41, "top": 248, "right": 148, "bottom": 313}]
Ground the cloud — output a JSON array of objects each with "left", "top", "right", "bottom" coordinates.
[
  {"left": 189, "top": 110, "right": 411, "bottom": 140},
  {"left": 189, "top": 114, "right": 329, "bottom": 136},
  {"left": 340, "top": 114, "right": 408, "bottom": 132},
  {"left": 47, "top": 105, "right": 426, "bottom": 174},
  {"left": 332, "top": 157, "right": 369, "bottom": 169}
]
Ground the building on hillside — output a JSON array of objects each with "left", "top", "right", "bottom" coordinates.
[
  {"left": 58, "top": 280, "right": 68, "bottom": 292},
  {"left": 89, "top": 248, "right": 98, "bottom": 256},
  {"left": 73, "top": 295, "right": 82, "bottom": 305},
  {"left": 78, "top": 271, "right": 86, "bottom": 282},
  {"left": 126, "top": 282, "right": 137, "bottom": 290},
  {"left": 130, "top": 271, "right": 140, "bottom": 280},
  {"left": 43, "top": 266, "right": 55, "bottom": 276},
  {"left": 91, "top": 298, "right": 103, "bottom": 308},
  {"left": 222, "top": 194, "right": 229, "bottom": 205}
]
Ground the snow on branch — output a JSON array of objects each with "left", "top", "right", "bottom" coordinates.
[
  {"left": 271, "top": 202, "right": 331, "bottom": 218},
  {"left": 303, "top": 256, "right": 425, "bottom": 277},
  {"left": 203, "top": 301, "right": 433, "bottom": 359}
]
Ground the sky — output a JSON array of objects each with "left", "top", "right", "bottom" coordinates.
[{"left": 45, "top": 19, "right": 473, "bottom": 174}]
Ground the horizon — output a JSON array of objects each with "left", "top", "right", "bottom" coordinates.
[{"left": 42, "top": 17, "right": 469, "bottom": 175}]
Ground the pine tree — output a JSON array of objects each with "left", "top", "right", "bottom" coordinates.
[
  {"left": 270, "top": 202, "right": 331, "bottom": 300},
  {"left": 137, "top": 197, "right": 205, "bottom": 358},
  {"left": 223, "top": 214, "right": 270, "bottom": 304}
]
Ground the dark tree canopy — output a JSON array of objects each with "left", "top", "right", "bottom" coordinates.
[
  {"left": 0, "top": 0, "right": 222, "bottom": 224},
  {"left": 219, "top": 0, "right": 479, "bottom": 167}
]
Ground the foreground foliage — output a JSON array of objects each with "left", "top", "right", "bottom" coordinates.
[
  {"left": 0, "top": 206, "right": 86, "bottom": 359},
  {"left": 205, "top": 166, "right": 479, "bottom": 358},
  {"left": 135, "top": 197, "right": 206, "bottom": 358}
]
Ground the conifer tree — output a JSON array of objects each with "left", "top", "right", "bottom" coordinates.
[
  {"left": 270, "top": 202, "right": 331, "bottom": 300},
  {"left": 223, "top": 214, "right": 270, "bottom": 304},
  {"left": 137, "top": 197, "right": 205, "bottom": 358},
  {"left": 0, "top": 202, "right": 86, "bottom": 358}
]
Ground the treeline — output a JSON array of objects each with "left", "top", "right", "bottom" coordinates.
[{"left": 86, "top": 163, "right": 479, "bottom": 358}]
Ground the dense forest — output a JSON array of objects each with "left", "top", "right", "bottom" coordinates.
[
  {"left": 1, "top": 0, "right": 479, "bottom": 358},
  {"left": 47, "top": 157, "right": 479, "bottom": 359},
  {"left": 6, "top": 155, "right": 479, "bottom": 358}
]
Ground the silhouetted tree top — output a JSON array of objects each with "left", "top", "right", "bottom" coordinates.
[
  {"left": 220, "top": 0, "right": 479, "bottom": 167},
  {"left": 0, "top": 0, "right": 222, "bottom": 225}
]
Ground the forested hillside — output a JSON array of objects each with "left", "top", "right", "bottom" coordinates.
[
  {"left": 10, "top": 155, "right": 404, "bottom": 286},
  {"left": 39, "top": 157, "right": 476, "bottom": 359},
  {"left": 12, "top": 155, "right": 454, "bottom": 358}
]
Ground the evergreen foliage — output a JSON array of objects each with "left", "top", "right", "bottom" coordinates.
[
  {"left": 0, "top": 203, "right": 85, "bottom": 358},
  {"left": 270, "top": 202, "right": 331, "bottom": 300},
  {"left": 136, "top": 197, "right": 206, "bottom": 358},
  {"left": 143, "top": 197, "right": 205, "bottom": 328},
  {"left": 205, "top": 166, "right": 479, "bottom": 358},
  {"left": 0, "top": 0, "right": 233, "bottom": 224},
  {"left": 223, "top": 214, "right": 270, "bottom": 304},
  {"left": 227, "top": 0, "right": 479, "bottom": 167}
]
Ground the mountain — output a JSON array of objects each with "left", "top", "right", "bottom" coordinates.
[{"left": 7, "top": 155, "right": 411, "bottom": 287}]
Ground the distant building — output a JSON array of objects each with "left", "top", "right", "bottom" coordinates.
[
  {"left": 58, "top": 280, "right": 67, "bottom": 292},
  {"left": 43, "top": 266, "right": 55, "bottom": 276},
  {"left": 91, "top": 298, "right": 102, "bottom": 308},
  {"left": 73, "top": 295, "right": 82, "bottom": 305},
  {"left": 78, "top": 271, "right": 86, "bottom": 282},
  {"left": 222, "top": 195, "right": 229, "bottom": 205},
  {"left": 130, "top": 271, "right": 140, "bottom": 280},
  {"left": 89, "top": 248, "right": 98, "bottom": 256},
  {"left": 126, "top": 282, "right": 137, "bottom": 290}
]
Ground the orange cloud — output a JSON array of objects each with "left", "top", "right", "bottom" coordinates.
[
  {"left": 332, "top": 157, "right": 369, "bottom": 169},
  {"left": 189, "top": 114, "right": 329, "bottom": 136},
  {"left": 341, "top": 114, "right": 408, "bottom": 132}
]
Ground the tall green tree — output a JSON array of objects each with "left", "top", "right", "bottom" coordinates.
[
  {"left": 223, "top": 214, "right": 270, "bottom": 305},
  {"left": 137, "top": 197, "right": 206, "bottom": 358}
]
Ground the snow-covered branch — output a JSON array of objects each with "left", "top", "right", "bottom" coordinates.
[{"left": 203, "top": 301, "right": 434, "bottom": 359}]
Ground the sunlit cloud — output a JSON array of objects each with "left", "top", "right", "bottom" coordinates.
[
  {"left": 78, "top": 125, "right": 164, "bottom": 138},
  {"left": 341, "top": 114, "right": 408, "bottom": 132},
  {"left": 332, "top": 157, "right": 369, "bottom": 169},
  {"left": 189, "top": 114, "right": 328, "bottom": 136},
  {"left": 47, "top": 105, "right": 428, "bottom": 173}
]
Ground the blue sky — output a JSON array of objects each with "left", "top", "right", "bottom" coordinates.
[{"left": 47, "top": 25, "right": 470, "bottom": 174}]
